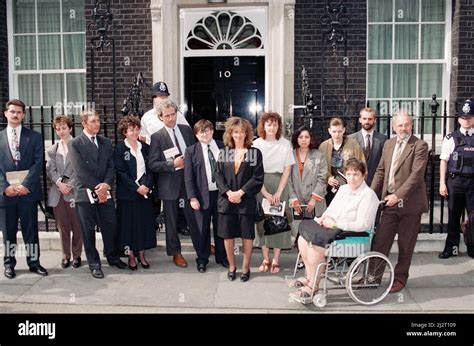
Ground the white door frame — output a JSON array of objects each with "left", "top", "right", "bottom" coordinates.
[{"left": 150, "top": 0, "right": 295, "bottom": 124}]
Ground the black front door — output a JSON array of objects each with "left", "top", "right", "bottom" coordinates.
[{"left": 184, "top": 56, "right": 265, "bottom": 137}]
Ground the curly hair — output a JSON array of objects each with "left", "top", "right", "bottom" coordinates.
[
  {"left": 291, "top": 126, "right": 319, "bottom": 149},
  {"left": 118, "top": 115, "right": 141, "bottom": 138},
  {"left": 222, "top": 117, "right": 254, "bottom": 149},
  {"left": 257, "top": 112, "right": 282, "bottom": 140}
]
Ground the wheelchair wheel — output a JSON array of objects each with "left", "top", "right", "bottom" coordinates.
[
  {"left": 313, "top": 293, "right": 327, "bottom": 308},
  {"left": 345, "top": 252, "right": 394, "bottom": 306}
]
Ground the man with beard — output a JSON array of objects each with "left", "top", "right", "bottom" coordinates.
[
  {"left": 349, "top": 107, "right": 387, "bottom": 186},
  {"left": 371, "top": 112, "right": 428, "bottom": 293}
]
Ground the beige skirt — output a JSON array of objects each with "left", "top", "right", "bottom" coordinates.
[{"left": 254, "top": 172, "right": 292, "bottom": 249}]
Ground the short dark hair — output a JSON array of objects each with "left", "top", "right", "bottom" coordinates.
[
  {"left": 291, "top": 126, "right": 319, "bottom": 149},
  {"left": 53, "top": 115, "right": 73, "bottom": 129},
  {"left": 118, "top": 115, "right": 141, "bottom": 138},
  {"left": 257, "top": 112, "right": 283, "bottom": 140},
  {"left": 344, "top": 157, "right": 366, "bottom": 175},
  {"left": 193, "top": 119, "right": 214, "bottom": 134},
  {"left": 5, "top": 99, "right": 25, "bottom": 113}
]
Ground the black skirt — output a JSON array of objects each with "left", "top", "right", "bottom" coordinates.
[
  {"left": 218, "top": 213, "right": 255, "bottom": 240},
  {"left": 117, "top": 198, "right": 157, "bottom": 251},
  {"left": 298, "top": 220, "right": 342, "bottom": 248}
]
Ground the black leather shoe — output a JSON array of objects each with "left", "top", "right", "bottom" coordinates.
[
  {"left": 438, "top": 250, "right": 456, "bottom": 259},
  {"left": 29, "top": 265, "right": 48, "bottom": 276},
  {"left": 91, "top": 268, "right": 104, "bottom": 279},
  {"left": 109, "top": 260, "right": 127, "bottom": 269},
  {"left": 227, "top": 268, "right": 236, "bottom": 281},
  {"left": 61, "top": 259, "right": 70, "bottom": 269},
  {"left": 72, "top": 257, "right": 81, "bottom": 268},
  {"left": 197, "top": 263, "right": 206, "bottom": 273},
  {"left": 217, "top": 260, "right": 229, "bottom": 268},
  {"left": 240, "top": 270, "right": 251, "bottom": 282},
  {"left": 4, "top": 267, "right": 16, "bottom": 279}
]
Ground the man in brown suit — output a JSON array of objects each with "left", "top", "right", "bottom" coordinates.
[{"left": 371, "top": 112, "right": 428, "bottom": 293}]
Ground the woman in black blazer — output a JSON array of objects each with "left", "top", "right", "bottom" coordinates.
[
  {"left": 215, "top": 117, "right": 264, "bottom": 282},
  {"left": 114, "top": 116, "right": 156, "bottom": 270}
]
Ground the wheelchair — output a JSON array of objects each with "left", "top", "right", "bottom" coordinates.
[{"left": 286, "top": 204, "right": 394, "bottom": 308}]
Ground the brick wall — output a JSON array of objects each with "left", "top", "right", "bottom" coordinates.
[
  {"left": 450, "top": 0, "right": 474, "bottom": 115},
  {"left": 85, "top": 0, "right": 153, "bottom": 124},
  {"left": 293, "top": 0, "right": 367, "bottom": 139},
  {"left": 0, "top": 1, "right": 9, "bottom": 104}
]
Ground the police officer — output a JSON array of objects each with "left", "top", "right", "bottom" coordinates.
[
  {"left": 438, "top": 99, "right": 474, "bottom": 259},
  {"left": 140, "top": 81, "right": 190, "bottom": 144}
]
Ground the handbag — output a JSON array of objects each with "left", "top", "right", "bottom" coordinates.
[
  {"left": 263, "top": 215, "right": 291, "bottom": 236},
  {"left": 254, "top": 200, "right": 265, "bottom": 222}
]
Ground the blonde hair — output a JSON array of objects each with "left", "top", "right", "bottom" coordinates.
[{"left": 223, "top": 117, "right": 254, "bottom": 149}]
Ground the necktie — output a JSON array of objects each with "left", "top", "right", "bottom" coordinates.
[
  {"left": 208, "top": 144, "right": 217, "bottom": 183},
  {"left": 173, "top": 129, "right": 183, "bottom": 155},
  {"left": 364, "top": 134, "right": 371, "bottom": 160},
  {"left": 90, "top": 136, "right": 98, "bottom": 147},
  {"left": 388, "top": 140, "right": 404, "bottom": 193},
  {"left": 12, "top": 128, "right": 20, "bottom": 165}
]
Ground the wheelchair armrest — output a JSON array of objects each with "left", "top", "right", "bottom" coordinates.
[{"left": 335, "top": 231, "right": 370, "bottom": 240}]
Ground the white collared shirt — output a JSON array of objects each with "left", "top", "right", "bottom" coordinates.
[
  {"left": 83, "top": 130, "right": 98, "bottom": 148},
  {"left": 165, "top": 125, "right": 187, "bottom": 156},
  {"left": 361, "top": 128, "right": 374, "bottom": 149},
  {"left": 7, "top": 125, "right": 22, "bottom": 159},
  {"left": 200, "top": 140, "right": 220, "bottom": 191},
  {"left": 57, "top": 137, "right": 71, "bottom": 164},
  {"left": 320, "top": 181, "right": 380, "bottom": 232},
  {"left": 440, "top": 127, "right": 474, "bottom": 161},
  {"left": 124, "top": 139, "right": 146, "bottom": 185}
]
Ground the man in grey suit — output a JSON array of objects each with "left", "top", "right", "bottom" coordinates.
[
  {"left": 148, "top": 99, "right": 196, "bottom": 268},
  {"left": 349, "top": 107, "right": 387, "bottom": 186},
  {"left": 68, "top": 110, "right": 127, "bottom": 279},
  {"left": 0, "top": 99, "right": 48, "bottom": 279}
]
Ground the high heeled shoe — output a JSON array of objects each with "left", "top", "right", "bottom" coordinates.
[
  {"left": 240, "top": 270, "right": 251, "bottom": 282},
  {"left": 128, "top": 258, "right": 138, "bottom": 271},
  {"left": 140, "top": 260, "right": 150, "bottom": 269},
  {"left": 227, "top": 267, "right": 237, "bottom": 281}
]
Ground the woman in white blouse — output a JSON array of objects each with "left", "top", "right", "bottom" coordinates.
[
  {"left": 289, "top": 158, "right": 379, "bottom": 301},
  {"left": 114, "top": 116, "right": 156, "bottom": 270},
  {"left": 253, "top": 112, "right": 295, "bottom": 274}
]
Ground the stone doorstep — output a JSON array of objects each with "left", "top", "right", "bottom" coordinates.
[{"left": 0, "top": 233, "right": 467, "bottom": 254}]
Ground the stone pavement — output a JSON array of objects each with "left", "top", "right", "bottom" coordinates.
[{"left": 0, "top": 241, "right": 472, "bottom": 314}]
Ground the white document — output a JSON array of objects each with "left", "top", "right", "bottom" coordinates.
[
  {"left": 163, "top": 146, "right": 180, "bottom": 160},
  {"left": 6, "top": 170, "right": 29, "bottom": 186},
  {"left": 86, "top": 188, "right": 111, "bottom": 204},
  {"left": 262, "top": 198, "right": 286, "bottom": 217},
  {"left": 163, "top": 146, "right": 183, "bottom": 170}
]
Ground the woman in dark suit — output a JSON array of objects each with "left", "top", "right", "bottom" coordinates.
[
  {"left": 114, "top": 116, "right": 156, "bottom": 270},
  {"left": 215, "top": 117, "right": 264, "bottom": 282}
]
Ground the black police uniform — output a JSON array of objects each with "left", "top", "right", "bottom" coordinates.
[{"left": 440, "top": 100, "right": 474, "bottom": 258}]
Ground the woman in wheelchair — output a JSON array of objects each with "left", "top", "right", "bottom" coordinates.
[{"left": 289, "top": 158, "right": 379, "bottom": 300}]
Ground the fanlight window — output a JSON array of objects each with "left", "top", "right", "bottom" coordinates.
[{"left": 186, "top": 11, "right": 263, "bottom": 50}]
